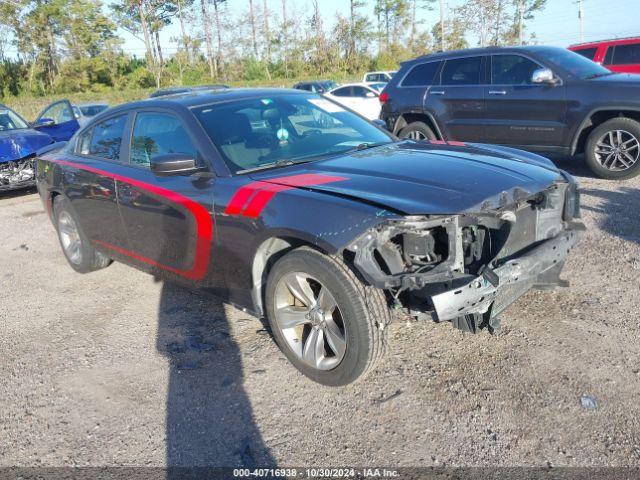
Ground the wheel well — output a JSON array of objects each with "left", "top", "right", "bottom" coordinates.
[
  {"left": 251, "top": 237, "right": 326, "bottom": 316},
  {"left": 574, "top": 110, "right": 640, "bottom": 154},
  {"left": 394, "top": 113, "right": 441, "bottom": 138},
  {"left": 48, "top": 191, "right": 60, "bottom": 218}
]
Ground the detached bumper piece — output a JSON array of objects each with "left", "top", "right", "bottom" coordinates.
[
  {"left": 431, "top": 228, "right": 580, "bottom": 333},
  {"left": 0, "top": 157, "right": 35, "bottom": 191}
]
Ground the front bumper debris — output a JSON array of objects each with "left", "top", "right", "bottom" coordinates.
[
  {"left": 431, "top": 228, "right": 580, "bottom": 322},
  {"left": 0, "top": 157, "right": 35, "bottom": 191}
]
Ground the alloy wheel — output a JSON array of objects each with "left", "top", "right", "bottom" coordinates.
[
  {"left": 273, "top": 272, "right": 347, "bottom": 371},
  {"left": 58, "top": 211, "right": 83, "bottom": 265},
  {"left": 406, "top": 130, "right": 426, "bottom": 141},
  {"left": 594, "top": 129, "right": 639, "bottom": 171}
]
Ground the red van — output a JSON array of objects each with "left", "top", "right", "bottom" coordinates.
[{"left": 569, "top": 37, "right": 640, "bottom": 74}]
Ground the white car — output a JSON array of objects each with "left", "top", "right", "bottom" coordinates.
[
  {"left": 323, "top": 83, "right": 383, "bottom": 120},
  {"left": 362, "top": 71, "right": 396, "bottom": 83}
]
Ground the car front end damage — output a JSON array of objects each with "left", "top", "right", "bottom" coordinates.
[
  {"left": 346, "top": 177, "right": 583, "bottom": 333},
  {"left": 0, "top": 156, "right": 36, "bottom": 191}
]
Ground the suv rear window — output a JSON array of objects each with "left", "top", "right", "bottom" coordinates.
[
  {"left": 440, "top": 57, "right": 482, "bottom": 85},
  {"left": 401, "top": 61, "right": 441, "bottom": 87},
  {"left": 573, "top": 47, "right": 598, "bottom": 60},
  {"left": 611, "top": 43, "right": 640, "bottom": 65}
]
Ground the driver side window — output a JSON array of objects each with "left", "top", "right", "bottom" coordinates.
[
  {"left": 491, "top": 55, "right": 541, "bottom": 85},
  {"left": 130, "top": 112, "right": 198, "bottom": 167},
  {"left": 40, "top": 102, "right": 74, "bottom": 125}
]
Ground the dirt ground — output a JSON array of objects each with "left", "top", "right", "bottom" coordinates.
[{"left": 0, "top": 156, "right": 639, "bottom": 468}]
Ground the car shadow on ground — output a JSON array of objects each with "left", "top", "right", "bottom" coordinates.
[
  {"left": 579, "top": 186, "right": 640, "bottom": 246},
  {"left": 155, "top": 281, "right": 276, "bottom": 472},
  {"left": 546, "top": 154, "right": 596, "bottom": 178}
]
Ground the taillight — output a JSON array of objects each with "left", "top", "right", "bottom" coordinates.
[{"left": 379, "top": 92, "right": 389, "bottom": 104}]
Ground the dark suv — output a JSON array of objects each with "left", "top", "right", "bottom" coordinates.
[{"left": 380, "top": 46, "right": 640, "bottom": 179}]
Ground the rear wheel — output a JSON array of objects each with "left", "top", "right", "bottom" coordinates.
[
  {"left": 585, "top": 117, "right": 640, "bottom": 180},
  {"left": 265, "top": 247, "right": 389, "bottom": 386},
  {"left": 53, "top": 196, "right": 112, "bottom": 273},
  {"left": 398, "top": 121, "right": 437, "bottom": 141}
]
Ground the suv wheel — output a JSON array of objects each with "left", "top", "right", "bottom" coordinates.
[
  {"left": 53, "top": 196, "right": 112, "bottom": 273},
  {"left": 398, "top": 121, "right": 437, "bottom": 141},
  {"left": 585, "top": 117, "right": 640, "bottom": 179},
  {"left": 265, "top": 247, "right": 389, "bottom": 386}
]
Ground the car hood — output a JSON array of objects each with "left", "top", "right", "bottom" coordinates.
[
  {"left": 0, "top": 129, "right": 53, "bottom": 163},
  {"left": 249, "top": 142, "right": 566, "bottom": 215}
]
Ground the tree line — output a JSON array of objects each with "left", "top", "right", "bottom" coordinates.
[{"left": 0, "top": 0, "right": 546, "bottom": 98}]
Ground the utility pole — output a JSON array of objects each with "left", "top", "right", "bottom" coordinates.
[
  {"left": 439, "top": 0, "right": 445, "bottom": 51},
  {"left": 518, "top": 0, "right": 524, "bottom": 45},
  {"left": 578, "top": 0, "right": 584, "bottom": 43}
]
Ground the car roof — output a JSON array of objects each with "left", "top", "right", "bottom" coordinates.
[
  {"left": 332, "top": 82, "right": 373, "bottom": 88},
  {"left": 102, "top": 88, "right": 309, "bottom": 115},
  {"left": 403, "top": 45, "right": 569, "bottom": 65},
  {"left": 569, "top": 36, "right": 640, "bottom": 48}
]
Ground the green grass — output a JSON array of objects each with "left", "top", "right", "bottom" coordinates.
[{"left": 3, "top": 75, "right": 362, "bottom": 120}]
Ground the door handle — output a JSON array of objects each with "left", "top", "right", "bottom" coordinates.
[
  {"left": 488, "top": 90, "right": 507, "bottom": 95},
  {"left": 430, "top": 90, "right": 445, "bottom": 95}
]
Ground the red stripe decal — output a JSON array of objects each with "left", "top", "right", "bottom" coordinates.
[
  {"left": 225, "top": 173, "right": 347, "bottom": 219},
  {"left": 48, "top": 159, "right": 213, "bottom": 281},
  {"left": 429, "top": 140, "right": 447, "bottom": 145},
  {"left": 447, "top": 141, "right": 466, "bottom": 146}
]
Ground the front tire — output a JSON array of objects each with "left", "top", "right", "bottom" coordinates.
[
  {"left": 585, "top": 117, "right": 640, "bottom": 180},
  {"left": 398, "top": 121, "right": 437, "bottom": 141},
  {"left": 53, "top": 196, "right": 112, "bottom": 274},
  {"left": 265, "top": 247, "right": 389, "bottom": 386}
]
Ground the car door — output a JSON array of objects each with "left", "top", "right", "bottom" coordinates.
[
  {"left": 350, "top": 85, "right": 381, "bottom": 120},
  {"left": 64, "top": 113, "right": 131, "bottom": 249},
  {"left": 33, "top": 100, "right": 80, "bottom": 142},
  {"left": 425, "top": 55, "right": 486, "bottom": 142},
  {"left": 483, "top": 54, "right": 567, "bottom": 147},
  {"left": 115, "top": 109, "right": 219, "bottom": 286},
  {"left": 328, "top": 86, "right": 357, "bottom": 110}
]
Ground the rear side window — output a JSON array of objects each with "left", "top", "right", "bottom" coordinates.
[
  {"left": 78, "top": 114, "right": 127, "bottom": 160},
  {"left": 332, "top": 87, "right": 352, "bottom": 97},
  {"left": 401, "top": 61, "right": 441, "bottom": 86},
  {"left": 604, "top": 47, "right": 614, "bottom": 65},
  {"left": 441, "top": 57, "right": 482, "bottom": 85},
  {"left": 491, "top": 55, "right": 541, "bottom": 85},
  {"left": 611, "top": 43, "right": 640, "bottom": 65},
  {"left": 130, "top": 112, "right": 197, "bottom": 167},
  {"left": 573, "top": 47, "right": 597, "bottom": 60}
]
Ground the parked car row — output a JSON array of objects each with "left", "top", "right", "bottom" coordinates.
[{"left": 0, "top": 100, "right": 108, "bottom": 191}]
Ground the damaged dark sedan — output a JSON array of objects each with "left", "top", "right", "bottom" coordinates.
[{"left": 35, "top": 89, "right": 583, "bottom": 385}]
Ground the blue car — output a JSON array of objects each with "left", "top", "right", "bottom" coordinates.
[{"left": 1, "top": 100, "right": 80, "bottom": 191}]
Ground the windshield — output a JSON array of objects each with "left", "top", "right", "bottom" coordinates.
[
  {"left": 79, "top": 105, "right": 108, "bottom": 117},
  {"left": 542, "top": 48, "right": 612, "bottom": 79},
  {"left": 0, "top": 106, "right": 29, "bottom": 131},
  {"left": 368, "top": 82, "right": 387, "bottom": 92},
  {"left": 193, "top": 93, "right": 392, "bottom": 174}
]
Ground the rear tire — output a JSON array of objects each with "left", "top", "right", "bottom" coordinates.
[
  {"left": 265, "top": 247, "right": 389, "bottom": 386},
  {"left": 53, "top": 196, "right": 112, "bottom": 274},
  {"left": 398, "top": 121, "right": 437, "bottom": 141},
  {"left": 585, "top": 117, "right": 640, "bottom": 180}
]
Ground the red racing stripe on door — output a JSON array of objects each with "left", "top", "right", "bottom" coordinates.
[
  {"left": 48, "top": 159, "right": 213, "bottom": 281},
  {"left": 225, "top": 173, "right": 347, "bottom": 219}
]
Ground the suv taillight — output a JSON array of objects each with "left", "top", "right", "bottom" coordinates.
[{"left": 379, "top": 92, "right": 389, "bottom": 104}]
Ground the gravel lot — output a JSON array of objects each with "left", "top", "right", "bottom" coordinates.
[{"left": 1, "top": 156, "right": 639, "bottom": 468}]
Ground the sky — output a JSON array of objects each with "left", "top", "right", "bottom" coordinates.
[{"left": 113, "top": 0, "right": 640, "bottom": 56}]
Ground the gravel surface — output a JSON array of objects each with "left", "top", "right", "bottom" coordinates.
[{"left": 0, "top": 157, "right": 639, "bottom": 468}]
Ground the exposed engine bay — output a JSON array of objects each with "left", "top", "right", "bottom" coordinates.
[
  {"left": 0, "top": 157, "right": 35, "bottom": 191},
  {"left": 347, "top": 180, "right": 583, "bottom": 334}
]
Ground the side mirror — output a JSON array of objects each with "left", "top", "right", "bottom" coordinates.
[
  {"left": 34, "top": 118, "right": 55, "bottom": 127},
  {"left": 365, "top": 91, "right": 377, "bottom": 98},
  {"left": 150, "top": 153, "right": 201, "bottom": 176},
  {"left": 371, "top": 119, "right": 388, "bottom": 130},
  {"left": 531, "top": 68, "right": 557, "bottom": 85}
]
